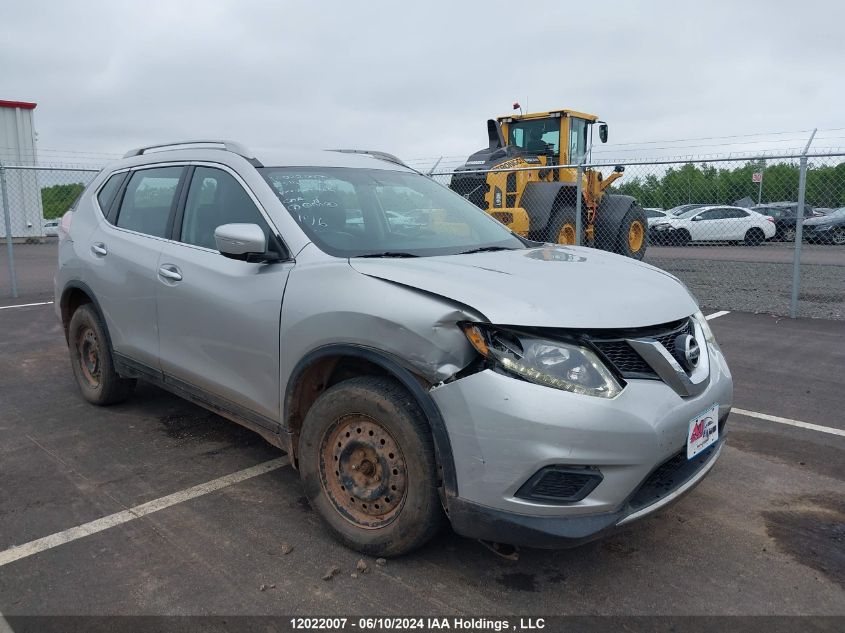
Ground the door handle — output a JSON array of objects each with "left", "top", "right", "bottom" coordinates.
[
  {"left": 158, "top": 265, "right": 183, "bottom": 282},
  {"left": 91, "top": 243, "right": 108, "bottom": 257}
]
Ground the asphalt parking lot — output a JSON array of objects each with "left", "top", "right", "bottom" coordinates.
[{"left": 1, "top": 294, "right": 844, "bottom": 620}]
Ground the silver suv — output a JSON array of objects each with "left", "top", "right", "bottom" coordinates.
[{"left": 55, "top": 140, "right": 733, "bottom": 556}]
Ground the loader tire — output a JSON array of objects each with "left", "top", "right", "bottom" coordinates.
[
  {"left": 613, "top": 205, "right": 648, "bottom": 260},
  {"left": 534, "top": 207, "right": 577, "bottom": 245}
]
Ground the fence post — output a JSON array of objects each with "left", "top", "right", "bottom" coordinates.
[
  {"left": 789, "top": 129, "right": 816, "bottom": 318},
  {"left": 0, "top": 164, "right": 19, "bottom": 298},
  {"left": 575, "top": 162, "right": 584, "bottom": 246}
]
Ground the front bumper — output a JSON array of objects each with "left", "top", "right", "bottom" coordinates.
[
  {"left": 447, "top": 437, "right": 724, "bottom": 548},
  {"left": 802, "top": 226, "right": 836, "bottom": 242},
  {"left": 430, "top": 340, "right": 732, "bottom": 546}
]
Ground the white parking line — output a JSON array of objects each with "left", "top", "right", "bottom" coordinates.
[
  {"left": 0, "top": 609, "right": 12, "bottom": 633},
  {"left": 733, "top": 408, "right": 845, "bottom": 437},
  {"left": 0, "top": 301, "right": 54, "bottom": 311},
  {"left": 0, "top": 457, "right": 289, "bottom": 568},
  {"left": 705, "top": 310, "right": 730, "bottom": 320}
]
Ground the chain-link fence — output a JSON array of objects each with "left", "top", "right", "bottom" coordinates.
[
  {"left": 2, "top": 154, "right": 844, "bottom": 319},
  {"left": 436, "top": 152, "right": 845, "bottom": 320},
  {"left": 0, "top": 165, "right": 99, "bottom": 298}
]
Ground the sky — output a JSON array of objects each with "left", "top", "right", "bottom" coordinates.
[{"left": 2, "top": 0, "right": 844, "bottom": 169}]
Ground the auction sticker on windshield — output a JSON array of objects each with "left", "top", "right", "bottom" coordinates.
[{"left": 687, "top": 404, "right": 719, "bottom": 459}]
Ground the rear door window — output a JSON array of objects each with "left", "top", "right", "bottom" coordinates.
[{"left": 115, "top": 167, "right": 184, "bottom": 238}]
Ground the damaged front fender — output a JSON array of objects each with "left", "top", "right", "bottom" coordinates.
[
  {"left": 278, "top": 254, "right": 490, "bottom": 497},
  {"left": 279, "top": 258, "right": 487, "bottom": 388}
]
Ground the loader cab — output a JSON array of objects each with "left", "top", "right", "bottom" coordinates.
[{"left": 498, "top": 110, "right": 600, "bottom": 165}]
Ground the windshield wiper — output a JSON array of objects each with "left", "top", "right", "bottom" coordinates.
[
  {"left": 355, "top": 251, "right": 420, "bottom": 258},
  {"left": 457, "top": 246, "right": 516, "bottom": 255}
]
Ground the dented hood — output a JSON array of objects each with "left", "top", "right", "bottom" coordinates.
[{"left": 350, "top": 246, "right": 699, "bottom": 329}]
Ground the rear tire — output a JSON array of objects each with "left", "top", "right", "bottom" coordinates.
[
  {"left": 744, "top": 227, "right": 765, "bottom": 246},
  {"left": 782, "top": 226, "right": 796, "bottom": 243},
  {"left": 613, "top": 205, "right": 648, "bottom": 260},
  {"left": 832, "top": 227, "right": 845, "bottom": 245},
  {"left": 298, "top": 376, "right": 443, "bottom": 557},
  {"left": 68, "top": 304, "right": 136, "bottom": 405}
]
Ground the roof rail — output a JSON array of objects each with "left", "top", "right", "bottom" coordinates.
[
  {"left": 327, "top": 149, "right": 408, "bottom": 168},
  {"left": 123, "top": 140, "right": 261, "bottom": 165}
]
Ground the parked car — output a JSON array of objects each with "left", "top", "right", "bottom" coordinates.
[
  {"left": 643, "top": 208, "right": 670, "bottom": 226},
  {"left": 752, "top": 202, "right": 817, "bottom": 242},
  {"left": 802, "top": 207, "right": 845, "bottom": 245},
  {"left": 55, "top": 141, "right": 733, "bottom": 556},
  {"left": 650, "top": 205, "right": 775, "bottom": 246},
  {"left": 42, "top": 219, "right": 60, "bottom": 237}
]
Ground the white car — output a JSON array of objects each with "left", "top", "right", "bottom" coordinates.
[
  {"left": 42, "top": 219, "right": 60, "bottom": 237},
  {"left": 644, "top": 208, "right": 669, "bottom": 226},
  {"left": 650, "top": 205, "right": 775, "bottom": 246}
]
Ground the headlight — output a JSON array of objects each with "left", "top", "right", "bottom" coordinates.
[
  {"left": 461, "top": 324, "right": 623, "bottom": 398},
  {"left": 693, "top": 310, "right": 717, "bottom": 345},
  {"left": 653, "top": 223, "right": 671, "bottom": 231}
]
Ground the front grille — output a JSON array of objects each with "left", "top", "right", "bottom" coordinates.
[
  {"left": 590, "top": 318, "right": 694, "bottom": 379},
  {"left": 449, "top": 174, "right": 489, "bottom": 210},
  {"left": 594, "top": 341, "right": 653, "bottom": 375},
  {"left": 627, "top": 440, "right": 719, "bottom": 512},
  {"left": 516, "top": 467, "right": 602, "bottom": 503},
  {"left": 654, "top": 320, "right": 694, "bottom": 366}
]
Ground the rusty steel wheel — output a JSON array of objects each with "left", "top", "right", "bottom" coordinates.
[
  {"left": 68, "top": 304, "right": 136, "bottom": 405},
  {"left": 76, "top": 326, "right": 102, "bottom": 388},
  {"left": 319, "top": 414, "right": 407, "bottom": 528},
  {"left": 298, "top": 376, "right": 443, "bottom": 556}
]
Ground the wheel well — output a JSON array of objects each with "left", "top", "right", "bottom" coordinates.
[
  {"left": 60, "top": 287, "right": 93, "bottom": 340},
  {"left": 286, "top": 354, "right": 403, "bottom": 463}
]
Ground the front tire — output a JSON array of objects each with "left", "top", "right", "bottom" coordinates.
[
  {"left": 832, "top": 227, "right": 845, "bottom": 245},
  {"left": 298, "top": 376, "right": 443, "bottom": 557},
  {"left": 68, "top": 304, "right": 136, "bottom": 405},
  {"left": 674, "top": 228, "right": 691, "bottom": 247},
  {"left": 531, "top": 207, "right": 577, "bottom": 245}
]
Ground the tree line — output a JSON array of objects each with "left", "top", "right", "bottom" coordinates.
[
  {"left": 610, "top": 159, "right": 845, "bottom": 210},
  {"left": 41, "top": 183, "right": 85, "bottom": 219}
]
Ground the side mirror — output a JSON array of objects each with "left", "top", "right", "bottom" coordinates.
[
  {"left": 598, "top": 123, "right": 608, "bottom": 143},
  {"left": 214, "top": 223, "right": 268, "bottom": 260}
]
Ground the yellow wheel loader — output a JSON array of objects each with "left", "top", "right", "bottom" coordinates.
[{"left": 449, "top": 108, "right": 647, "bottom": 259}]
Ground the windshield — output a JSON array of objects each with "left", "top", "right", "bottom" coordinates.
[
  {"left": 508, "top": 119, "right": 560, "bottom": 155},
  {"left": 259, "top": 167, "right": 524, "bottom": 257}
]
